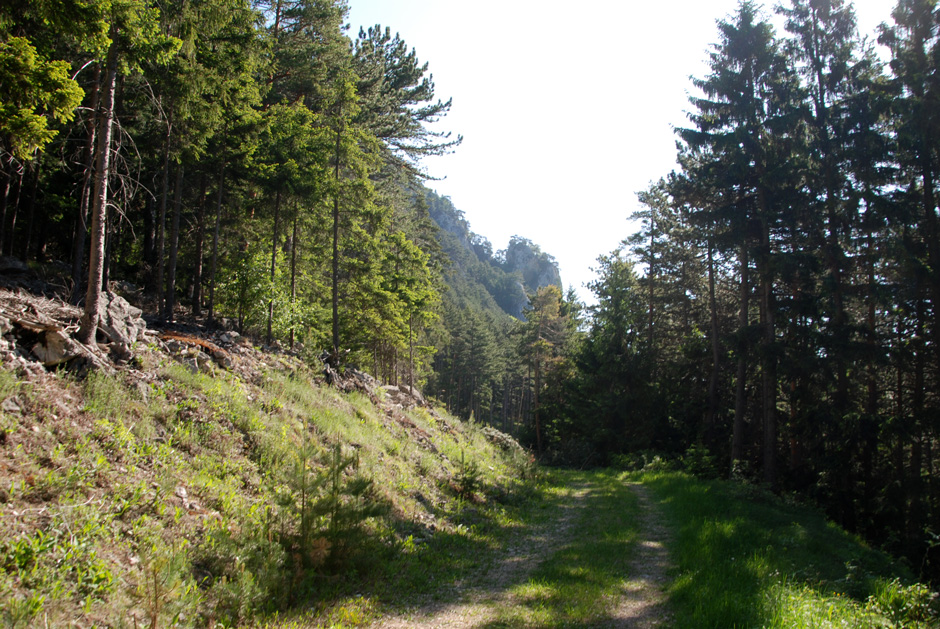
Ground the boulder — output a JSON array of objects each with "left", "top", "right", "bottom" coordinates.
[
  {"left": 482, "top": 426, "right": 523, "bottom": 452},
  {"left": 97, "top": 291, "right": 146, "bottom": 346},
  {"left": 31, "top": 330, "right": 82, "bottom": 366},
  {"left": 30, "top": 328, "right": 110, "bottom": 371}
]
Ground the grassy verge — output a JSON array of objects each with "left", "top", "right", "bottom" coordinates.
[
  {"left": 268, "top": 470, "right": 554, "bottom": 628},
  {"left": 639, "top": 470, "right": 939, "bottom": 628}
]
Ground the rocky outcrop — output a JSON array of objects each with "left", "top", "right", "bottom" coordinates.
[
  {"left": 499, "top": 236, "right": 563, "bottom": 295},
  {"left": 0, "top": 288, "right": 116, "bottom": 372}
]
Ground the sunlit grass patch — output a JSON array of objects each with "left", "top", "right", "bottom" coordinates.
[
  {"left": 639, "top": 470, "right": 938, "bottom": 629},
  {"left": 765, "top": 582, "right": 886, "bottom": 628}
]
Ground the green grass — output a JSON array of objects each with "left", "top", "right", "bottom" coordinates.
[
  {"left": 7, "top": 346, "right": 936, "bottom": 628},
  {"left": 638, "top": 471, "right": 939, "bottom": 628}
]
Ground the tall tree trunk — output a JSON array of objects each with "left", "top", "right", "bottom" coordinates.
[
  {"left": 207, "top": 158, "right": 225, "bottom": 323},
  {"left": 5, "top": 168, "right": 24, "bottom": 256},
  {"left": 409, "top": 314, "right": 414, "bottom": 394},
  {"left": 143, "top": 196, "right": 155, "bottom": 267},
  {"left": 267, "top": 188, "right": 281, "bottom": 344},
  {"left": 22, "top": 159, "right": 41, "bottom": 262},
  {"left": 759, "top": 209, "right": 777, "bottom": 488},
  {"left": 501, "top": 376, "right": 510, "bottom": 432},
  {"left": 761, "top": 266, "right": 777, "bottom": 487},
  {"left": 156, "top": 111, "right": 173, "bottom": 318},
  {"left": 917, "top": 110, "right": 940, "bottom": 388},
  {"left": 731, "top": 241, "right": 750, "bottom": 471},
  {"left": 705, "top": 235, "right": 720, "bottom": 445},
  {"left": 0, "top": 172, "right": 11, "bottom": 260},
  {"left": 78, "top": 39, "right": 119, "bottom": 345},
  {"left": 909, "top": 284, "right": 927, "bottom": 548},
  {"left": 862, "top": 206, "right": 879, "bottom": 518},
  {"left": 331, "top": 128, "right": 341, "bottom": 356},
  {"left": 289, "top": 212, "right": 297, "bottom": 348},
  {"left": 102, "top": 204, "right": 111, "bottom": 289},
  {"left": 894, "top": 306, "right": 908, "bottom": 537},
  {"left": 648, "top": 210, "right": 655, "bottom": 350},
  {"left": 447, "top": 345, "right": 456, "bottom": 412},
  {"left": 70, "top": 69, "right": 99, "bottom": 302},
  {"left": 191, "top": 176, "right": 207, "bottom": 317},
  {"left": 533, "top": 351, "right": 542, "bottom": 456},
  {"left": 165, "top": 164, "right": 183, "bottom": 322}
]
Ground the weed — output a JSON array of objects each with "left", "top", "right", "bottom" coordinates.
[
  {"left": 1, "top": 593, "right": 45, "bottom": 628},
  {"left": 867, "top": 578, "right": 939, "bottom": 626}
]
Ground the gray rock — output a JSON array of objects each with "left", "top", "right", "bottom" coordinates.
[
  {"left": 31, "top": 330, "right": 82, "bottom": 366},
  {"left": 212, "top": 351, "right": 233, "bottom": 370},
  {"left": 195, "top": 352, "right": 212, "bottom": 372},
  {"left": 482, "top": 426, "right": 523, "bottom": 452},
  {"left": 97, "top": 292, "right": 146, "bottom": 346},
  {"left": 165, "top": 339, "right": 186, "bottom": 354}
]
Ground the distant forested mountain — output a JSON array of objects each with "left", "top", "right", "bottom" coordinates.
[
  {"left": 417, "top": 189, "right": 575, "bottom": 434},
  {"left": 425, "top": 190, "right": 561, "bottom": 319}
]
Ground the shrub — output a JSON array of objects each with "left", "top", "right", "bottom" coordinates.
[{"left": 867, "top": 578, "right": 940, "bottom": 626}]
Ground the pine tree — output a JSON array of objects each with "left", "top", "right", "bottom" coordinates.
[
  {"left": 78, "top": 2, "right": 180, "bottom": 344},
  {"left": 352, "top": 25, "right": 461, "bottom": 175},
  {"left": 521, "top": 285, "right": 569, "bottom": 456}
]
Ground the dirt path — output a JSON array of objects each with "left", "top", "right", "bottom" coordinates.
[
  {"left": 368, "top": 481, "right": 672, "bottom": 628},
  {"left": 370, "top": 483, "right": 590, "bottom": 628},
  {"left": 607, "top": 483, "right": 673, "bottom": 628}
]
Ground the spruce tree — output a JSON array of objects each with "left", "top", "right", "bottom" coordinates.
[{"left": 677, "top": 0, "right": 804, "bottom": 484}]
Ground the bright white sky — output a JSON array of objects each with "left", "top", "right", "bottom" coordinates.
[{"left": 347, "top": 0, "right": 898, "bottom": 303}]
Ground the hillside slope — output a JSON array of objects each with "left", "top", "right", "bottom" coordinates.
[
  {"left": 426, "top": 190, "right": 562, "bottom": 319},
  {"left": 0, "top": 278, "right": 531, "bottom": 627}
]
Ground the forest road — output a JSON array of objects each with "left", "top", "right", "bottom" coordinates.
[
  {"left": 607, "top": 482, "right": 674, "bottom": 628},
  {"left": 368, "top": 480, "right": 672, "bottom": 628}
]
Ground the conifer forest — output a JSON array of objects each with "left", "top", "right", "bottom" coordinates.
[{"left": 3, "top": 0, "right": 940, "bottom": 589}]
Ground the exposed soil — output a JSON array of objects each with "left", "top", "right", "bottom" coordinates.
[{"left": 368, "top": 480, "right": 673, "bottom": 628}]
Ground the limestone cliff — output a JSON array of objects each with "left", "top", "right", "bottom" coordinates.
[{"left": 425, "top": 190, "right": 562, "bottom": 319}]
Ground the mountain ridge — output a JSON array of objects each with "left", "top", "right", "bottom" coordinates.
[{"left": 425, "top": 189, "right": 562, "bottom": 319}]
